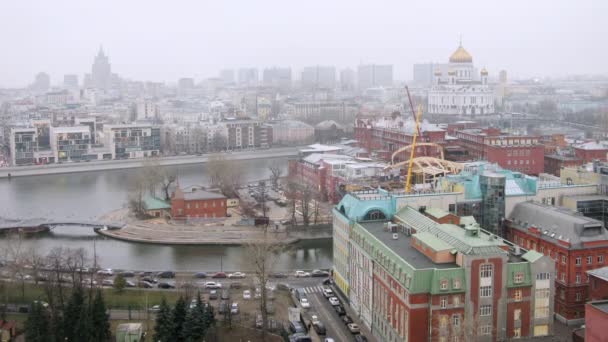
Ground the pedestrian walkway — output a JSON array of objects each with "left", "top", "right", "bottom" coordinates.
[{"left": 303, "top": 285, "right": 324, "bottom": 294}]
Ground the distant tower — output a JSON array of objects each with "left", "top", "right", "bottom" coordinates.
[
  {"left": 480, "top": 67, "right": 488, "bottom": 85},
  {"left": 31, "top": 72, "right": 50, "bottom": 92},
  {"left": 92, "top": 46, "right": 112, "bottom": 90}
]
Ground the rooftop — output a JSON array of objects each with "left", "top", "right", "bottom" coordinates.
[
  {"left": 359, "top": 221, "right": 457, "bottom": 269},
  {"left": 590, "top": 300, "right": 608, "bottom": 314},
  {"left": 143, "top": 196, "right": 170, "bottom": 211},
  {"left": 183, "top": 189, "right": 226, "bottom": 201},
  {"left": 587, "top": 266, "right": 608, "bottom": 282}
]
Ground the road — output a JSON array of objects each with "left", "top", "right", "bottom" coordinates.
[
  {"left": 0, "top": 146, "right": 302, "bottom": 178},
  {"left": 304, "top": 289, "right": 357, "bottom": 342}
]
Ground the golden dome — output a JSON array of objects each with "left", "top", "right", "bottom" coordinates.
[
  {"left": 449, "top": 44, "right": 473, "bottom": 63},
  {"left": 480, "top": 67, "right": 488, "bottom": 75}
]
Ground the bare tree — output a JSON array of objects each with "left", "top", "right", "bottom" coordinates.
[
  {"left": 244, "top": 237, "right": 284, "bottom": 340},
  {"left": 160, "top": 170, "right": 177, "bottom": 201},
  {"left": 299, "top": 184, "right": 313, "bottom": 227},
  {"left": 268, "top": 161, "right": 283, "bottom": 188},
  {"left": 205, "top": 154, "right": 242, "bottom": 197},
  {"left": 128, "top": 172, "right": 148, "bottom": 218},
  {"left": 3, "top": 233, "right": 27, "bottom": 300},
  {"left": 285, "top": 179, "right": 299, "bottom": 227}
]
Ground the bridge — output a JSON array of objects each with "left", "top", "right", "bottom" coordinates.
[{"left": 0, "top": 217, "right": 124, "bottom": 233}]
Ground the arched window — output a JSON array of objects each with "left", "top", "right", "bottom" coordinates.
[{"left": 364, "top": 209, "right": 386, "bottom": 221}]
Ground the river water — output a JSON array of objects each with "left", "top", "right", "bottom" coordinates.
[{"left": 0, "top": 157, "right": 333, "bottom": 271}]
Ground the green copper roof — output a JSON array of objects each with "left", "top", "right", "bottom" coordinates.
[
  {"left": 424, "top": 207, "right": 450, "bottom": 219},
  {"left": 521, "top": 250, "right": 544, "bottom": 263},
  {"left": 413, "top": 232, "right": 454, "bottom": 252},
  {"left": 506, "top": 262, "right": 532, "bottom": 288},
  {"left": 143, "top": 196, "right": 170, "bottom": 210}
]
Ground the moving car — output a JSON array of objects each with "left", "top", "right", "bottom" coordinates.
[
  {"left": 270, "top": 272, "right": 288, "bottom": 278},
  {"left": 209, "top": 290, "right": 218, "bottom": 300},
  {"left": 311, "top": 270, "right": 330, "bottom": 277},
  {"left": 228, "top": 272, "right": 246, "bottom": 279},
  {"left": 157, "top": 271, "right": 175, "bottom": 278},
  {"left": 322, "top": 288, "right": 333, "bottom": 298},
  {"left": 300, "top": 298, "right": 310, "bottom": 309},
  {"left": 230, "top": 302, "right": 239, "bottom": 314},
  {"left": 313, "top": 322, "right": 326, "bottom": 335},
  {"left": 212, "top": 272, "right": 227, "bottom": 279},
  {"left": 204, "top": 282, "right": 222, "bottom": 289},
  {"left": 324, "top": 339, "right": 335, "bottom": 342},
  {"left": 347, "top": 323, "right": 360, "bottom": 334},
  {"left": 193, "top": 272, "right": 207, "bottom": 278},
  {"left": 328, "top": 297, "right": 340, "bottom": 306},
  {"left": 243, "top": 290, "right": 251, "bottom": 300},
  {"left": 294, "top": 270, "right": 310, "bottom": 278}
]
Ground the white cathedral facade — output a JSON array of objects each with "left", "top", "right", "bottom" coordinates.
[{"left": 427, "top": 43, "right": 495, "bottom": 116}]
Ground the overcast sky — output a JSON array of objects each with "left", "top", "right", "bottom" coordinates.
[{"left": 0, "top": 0, "right": 606, "bottom": 87}]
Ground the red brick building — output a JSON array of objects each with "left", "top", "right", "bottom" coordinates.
[
  {"left": 584, "top": 301, "right": 608, "bottom": 342},
  {"left": 544, "top": 154, "right": 582, "bottom": 177},
  {"left": 506, "top": 201, "right": 608, "bottom": 323},
  {"left": 171, "top": 185, "right": 227, "bottom": 219},
  {"left": 453, "top": 128, "right": 545, "bottom": 175},
  {"left": 588, "top": 267, "right": 608, "bottom": 301},
  {"left": 574, "top": 141, "right": 608, "bottom": 163}
]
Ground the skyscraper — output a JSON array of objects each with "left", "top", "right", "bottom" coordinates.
[
  {"left": 339, "top": 68, "right": 356, "bottom": 91},
  {"left": 263, "top": 67, "right": 292, "bottom": 89},
  {"left": 31, "top": 72, "right": 50, "bottom": 92},
  {"left": 91, "top": 47, "right": 112, "bottom": 90},
  {"left": 357, "top": 64, "right": 393, "bottom": 90},
  {"left": 301, "top": 66, "right": 336, "bottom": 89},
  {"left": 237, "top": 68, "right": 258, "bottom": 86}
]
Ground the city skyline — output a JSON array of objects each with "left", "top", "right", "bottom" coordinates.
[{"left": 1, "top": 0, "right": 607, "bottom": 87}]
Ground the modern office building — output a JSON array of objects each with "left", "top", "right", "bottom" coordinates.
[
  {"left": 479, "top": 172, "right": 506, "bottom": 234},
  {"left": 103, "top": 124, "right": 161, "bottom": 159},
  {"left": 357, "top": 64, "right": 393, "bottom": 90},
  {"left": 506, "top": 202, "right": 608, "bottom": 323},
  {"left": 237, "top": 68, "right": 259, "bottom": 86},
  {"left": 340, "top": 68, "right": 356, "bottom": 91},
  {"left": 49, "top": 126, "right": 92, "bottom": 162},
  {"left": 333, "top": 193, "right": 555, "bottom": 341},
  {"left": 224, "top": 119, "right": 271, "bottom": 150},
  {"left": 301, "top": 66, "right": 336, "bottom": 89},
  {"left": 263, "top": 67, "right": 292, "bottom": 88}
]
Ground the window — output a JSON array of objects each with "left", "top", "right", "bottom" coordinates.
[
  {"left": 452, "top": 278, "right": 461, "bottom": 289},
  {"left": 540, "top": 246, "right": 544, "bottom": 253},
  {"left": 480, "top": 264, "right": 493, "bottom": 278},
  {"left": 560, "top": 273, "right": 565, "bottom": 282},
  {"left": 480, "top": 305, "right": 492, "bottom": 316},
  {"left": 562, "top": 255, "right": 566, "bottom": 264},
  {"left": 479, "top": 325, "right": 492, "bottom": 336},
  {"left": 514, "top": 328, "right": 521, "bottom": 338},
  {"left": 195, "top": 202, "right": 199, "bottom": 209},
  {"left": 439, "top": 337, "right": 446, "bottom": 342},
  {"left": 453, "top": 295, "right": 460, "bottom": 306},
  {"left": 576, "top": 256, "right": 581, "bottom": 266},
  {"left": 186, "top": 203, "right": 190, "bottom": 209},
  {"left": 535, "top": 307, "right": 549, "bottom": 319},
  {"left": 514, "top": 289, "right": 522, "bottom": 301},
  {"left": 576, "top": 292, "right": 581, "bottom": 301},
  {"left": 587, "top": 256, "right": 593, "bottom": 265},
  {"left": 480, "top": 286, "right": 492, "bottom": 297},
  {"left": 440, "top": 279, "right": 448, "bottom": 290},
  {"left": 514, "top": 272, "right": 524, "bottom": 284},
  {"left": 440, "top": 315, "right": 448, "bottom": 328},
  {"left": 440, "top": 296, "right": 447, "bottom": 309},
  {"left": 452, "top": 315, "right": 460, "bottom": 328},
  {"left": 576, "top": 273, "right": 581, "bottom": 284},
  {"left": 536, "top": 273, "right": 550, "bottom": 280},
  {"left": 534, "top": 325, "right": 548, "bottom": 337},
  {"left": 599, "top": 255, "right": 604, "bottom": 264},
  {"left": 514, "top": 309, "right": 521, "bottom": 321}
]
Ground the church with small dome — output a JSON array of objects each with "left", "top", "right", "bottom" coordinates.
[{"left": 427, "top": 42, "right": 495, "bottom": 116}]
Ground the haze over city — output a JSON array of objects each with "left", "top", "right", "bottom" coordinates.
[{"left": 1, "top": 0, "right": 607, "bottom": 87}]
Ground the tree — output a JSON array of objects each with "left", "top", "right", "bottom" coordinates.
[
  {"left": 64, "top": 287, "right": 91, "bottom": 342},
  {"left": 90, "top": 290, "right": 111, "bottom": 342},
  {"left": 299, "top": 184, "right": 313, "bottom": 227},
  {"left": 210, "top": 131, "right": 227, "bottom": 152},
  {"left": 172, "top": 296, "right": 188, "bottom": 342},
  {"left": 245, "top": 236, "right": 285, "bottom": 340},
  {"left": 285, "top": 179, "right": 299, "bottom": 226},
  {"left": 113, "top": 274, "right": 126, "bottom": 293},
  {"left": 25, "top": 301, "right": 51, "bottom": 342},
  {"left": 268, "top": 162, "right": 283, "bottom": 187},
  {"left": 182, "top": 293, "right": 207, "bottom": 341},
  {"left": 153, "top": 298, "right": 174, "bottom": 342},
  {"left": 160, "top": 171, "right": 177, "bottom": 201},
  {"left": 205, "top": 154, "right": 242, "bottom": 197}
]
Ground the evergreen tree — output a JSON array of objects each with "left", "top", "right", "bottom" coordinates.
[
  {"left": 50, "top": 309, "right": 65, "bottom": 342},
  {"left": 24, "top": 302, "right": 51, "bottom": 342},
  {"left": 182, "top": 293, "right": 207, "bottom": 342},
  {"left": 172, "top": 296, "right": 188, "bottom": 342},
  {"left": 113, "top": 274, "right": 126, "bottom": 292},
  {"left": 90, "top": 290, "right": 111, "bottom": 342},
  {"left": 63, "top": 288, "right": 92, "bottom": 342},
  {"left": 153, "top": 298, "right": 174, "bottom": 342}
]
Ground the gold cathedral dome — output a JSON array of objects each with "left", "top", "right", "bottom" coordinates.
[{"left": 449, "top": 43, "right": 473, "bottom": 63}]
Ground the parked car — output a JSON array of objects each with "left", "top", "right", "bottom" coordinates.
[
  {"left": 334, "top": 305, "right": 345, "bottom": 316},
  {"left": 102, "top": 279, "right": 114, "bottom": 286},
  {"left": 142, "top": 276, "right": 157, "bottom": 284},
  {"left": 148, "top": 305, "right": 160, "bottom": 313},
  {"left": 289, "top": 333, "right": 312, "bottom": 342},
  {"left": 230, "top": 302, "right": 239, "bottom": 314},
  {"left": 228, "top": 272, "right": 246, "bottom": 279},
  {"left": 341, "top": 315, "right": 353, "bottom": 325},
  {"left": 347, "top": 323, "right": 360, "bottom": 334},
  {"left": 324, "top": 339, "right": 335, "bottom": 342},
  {"left": 139, "top": 271, "right": 154, "bottom": 277},
  {"left": 157, "top": 271, "right": 175, "bottom": 278},
  {"left": 322, "top": 288, "right": 333, "bottom": 298},
  {"left": 209, "top": 290, "right": 218, "bottom": 300},
  {"left": 193, "top": 272, "right": 207, "bottom": 279},
  {"left": 289, "top": 321, "right": 306, "bottom": 334},
  {"left": 322, "top": 278, "right": 332, "bottom": 285},
  {"left": 221, "top": 289, "right": 230, "bottom": 300},
  {"left": 243, "top": 290, "right": 252, "bottom": 300},
  {"left": 120, "top": 271, "right": 135, "bottom": 277},
  {"left": 270, "top": 272, "right": 288, "bottom": 278},
  {"left": 230, "top": 282, "right": 242, "bottom": 289},
  {"left": 97, "top": 268, "right": 113, "bottom": 276},
  {"left": 157, "top": 282, "right": 175, "bottom": 289},
  {"left": 311, "top": 315, "right": 320, "bottom": 325},
  {"left": 218, "top": 300, "right": 228, "bottom": 314},
  {"left": 328, "top": 297, "right": 340, "bottom": 306},
  {"left": 300, "top": 298, "right": 310, "bottom": 309},
  {"left": 212, "top": 272, "right": 227, "bottom": 278},
  {"left": 294, "top": 270, "right": 310, "bottom": 278},
  {"left": 313, "top": 322, "right": 326, "bottom": 335},
  {"left": 277, "top": 283, "right": 291, "bottom": 291},
  {"left": 125, "top": 280, "right": 136, "bottom": 288},
  {"left": 311, "top": 270, "right": 330, "bottom": 277},
  {"left": 354, "top": 335, "right": 368, "bottom": 342},
  {"left": 138, "top": 281, "right": 153, "bottom": 288},
  {"left": 204, "top": 282, "right": 222, "bottom": 289}
]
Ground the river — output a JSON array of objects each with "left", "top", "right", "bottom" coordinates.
[{"left": 0, "top": 157, "right": 333, "bottom": 271}]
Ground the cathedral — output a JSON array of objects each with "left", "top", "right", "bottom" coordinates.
[{"left": 427, "top": 42, "right": 495, "bottom": 116}]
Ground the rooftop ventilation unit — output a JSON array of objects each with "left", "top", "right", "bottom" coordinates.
[{"left": 392, "top": 233, "right": 399, "bottom": 240}]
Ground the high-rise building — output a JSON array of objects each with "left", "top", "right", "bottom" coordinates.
[
  {"left": 91, "top": 47, "right": 112, "bottom": 90},
  {"left": 413, "top": 63, "right": 448, "bottom": 86},
  {"left": 136, "top": 99, "right": 159, "bottom": 121},
  {"left": 263, "top": 67, "right": 292, "bottom": 89},
  {"left": 237, "top": 68, "right": 259, "bottom": 86},
  {"left": 220, "top": 69, "right": 235, "bottom": 84},
  {"left": 63, "top": 74, "right": 79, "bottom": 89},
  {"left": 301, "top": 66, "right": 336, "bottom": 89},
  {"left": 479, "top": 172, "right": 506, "bottom": 234},
  {"left": 357, "top": 64, "right": 393, "bottom": 90},
  {"left": 32, "top": 72, "right": 50, "bottom": 92},
  {"left": 339, "top": 68, "right": 356, "bottom": 91}
]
